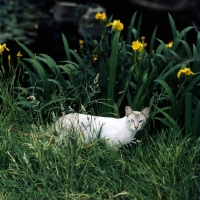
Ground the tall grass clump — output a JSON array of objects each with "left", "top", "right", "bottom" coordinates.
[{"left": 0, "top": 124, "right": 199, "bottom": 199}]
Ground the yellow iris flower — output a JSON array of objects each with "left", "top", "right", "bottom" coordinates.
[
  {"left": 17, "top": 51, "right": 23, "bottom": 57},
  {"left": 93, "top": 55, "right": 98, "bottom": 62},
  {"left": 132, "top": 37, "right": 147, "bottom": 52},
  {"left": 132, "top": 40, "right": 142, "bottom": 51},
  {"left": 106, "top": 20, "right": 124, "bottom": 31},
  {"left": 131, "top": 40, "right": 144, "bottom": 52},
  {"left": 166, "top": 41, "right": 173, "bottom": 48},
  {"left": 177, "top": 67, "right": 194, "bottom": 78},
  {"left": 0, "top": 43, "right": 10, "bottom": 54},
  {"left": 95, "top": 12, "right": 106, "bottom": 20},
  {"left": 79, "top": 40, "right": 84, "bottom": 48}
]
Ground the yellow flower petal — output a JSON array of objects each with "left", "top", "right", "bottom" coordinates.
[
  {"left": 166, "top": 41, "right": 173, "bottom": 48},
  {"left": 132, "top": 40, "right": 142, "bottom": 51},
  {"left": 115, "top": 21, "right": 124, "bottom": 31},
  {"left": 79, "top": 39, "right": 84, "bottom": 48},
  {"left": 79, "top": 40, "right": 84, "bottom": 45},
  {"left": 106, "top": 22, "right": 112, "bottom": 27},
  {"left": 95, "top": 12, "right": 101, "bottom": 20},
  {"left": 138, "top": 44, "right": 144, "bottom": 52},
  {"left": 185, "top": 68, "right": 194, "bottom": 75},
  {"left": 106, "top": 20, "right": 124, "bottom": 31},
  {"left": 177, "top": 69, "right": 182, "bottom": 78},
  {"left": 0, "top": 43, "right": 10, "bottom": 53},
  {"left": 17, "top": 51, "right": 23, "bottom": 57},
  {"left": 93, "top": 55, "right": 98, "bottom": 62},
  {"left": 100, "top": 13, "right": 106, "bottom": 20},
  {"left": 112, "top": 20, "right": 119, "bottom": 26},
  {"left": 177, "top": 67, "right": 194, "bottom": 78},
  {"left": 95, "top": 12, "right": 106, "bottom": 20}
]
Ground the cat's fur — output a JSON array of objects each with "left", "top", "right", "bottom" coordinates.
[{"left": 51, "top": 106, "right": 149, "bottom": 149}]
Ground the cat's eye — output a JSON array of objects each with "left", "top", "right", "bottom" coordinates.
[
  {"left": 131, "top": 119, "right": 135, "bottom": 123},
  {"left": 139, "top": 120, "right": 143, "bottom": 123}
]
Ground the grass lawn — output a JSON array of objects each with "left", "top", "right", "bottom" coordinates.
[{"left": 0, "top": 115, "right": 199, "bottom": 199}]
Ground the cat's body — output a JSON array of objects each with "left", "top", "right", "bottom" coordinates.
[{"left": 52, "top": 106, "right": 149, "bottom": 149}]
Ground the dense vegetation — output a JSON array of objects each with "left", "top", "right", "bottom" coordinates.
[{"left": 0, "top": 12, "right": 199, "bottom": 199}]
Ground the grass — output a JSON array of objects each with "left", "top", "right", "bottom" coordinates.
[
  {"left": 0, "top": 110, "right": 199, "bottom": 200},
  {"left": 0, "top": 10, "right": 200, "bottom": 199},
  {"left": 0, "top": 65, "right": 199, "bottom": 200}
]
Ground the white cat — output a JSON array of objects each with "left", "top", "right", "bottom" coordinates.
[{"left": 51, "top": 106, "right": 149, "bottom": 149}]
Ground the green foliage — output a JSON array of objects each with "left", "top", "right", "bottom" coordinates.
[
  {"left": 0, "top": 68, "right": 34, "bottom": 126},
  {"left": 0, "top": 11, "right": 200, "bottom": 199},
  {"left": 0, "top": 0, "right": 52, "bottom": 45},
  {"left": 0, "top": 122, "right": 199, "bottom": 199},
  {"left": 12, "top": 12, "right": 200, "bottom": 136}
]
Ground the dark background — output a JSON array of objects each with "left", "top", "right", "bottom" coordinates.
[
  {"left": 37, "top": 0, "right": 200, "bottom": 62},
  {"left": 1, "top": 0, "right": 199, "bottom": 62}
]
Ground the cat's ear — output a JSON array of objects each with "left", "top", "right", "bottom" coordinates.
[
  {"left": 125, "top": 106, "right": 133, "bottom": 117},
  {"left": 141, "top": 107, "right": 149, "bottom": 118}
]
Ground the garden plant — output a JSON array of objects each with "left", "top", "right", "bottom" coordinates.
[{"left": 0, "top": 11, "right": 199, "bottom": 199}]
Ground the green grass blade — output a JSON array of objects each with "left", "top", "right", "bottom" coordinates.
[
  {"left": 192, "top": 44, "right": 198, "bottom": 71},
  {"left": 155, "top": 39, "right": 165, "bottom": 54},
  {"left": 131, "top": 86, "right": 143, "bottom": 110},
  {"left": 126, "top": 11, "right": 137, "bottom": 45},
  {"left": 107, "top": 31, "right": 121, "bottom": 104},
  {"left": 142, "top": 66, "right": 158, "bottom": 91},
  {"left": 154, "top": 79, "right": 178, "bottom": 118},
  {"left": 62, "top": 33, "right": 71, "bottom": 61},
  {"left": 69, "top": 49, "right": 82, "bottom": 64},
  {"left": 29, "top": 58, "right": 51, "bottom": 102},
  {"left": 19, "top": 60, "right": 37, "bottom": 85},
  {"left": 136, "top": 94, "right": 146, "bottom": 111},
  {"left": 99, "top": 57, "right": 108, "bottom": 90},
  {"left": 168, "top": 13, "right": 177, "bottom": 39},
  {"left": 185, "top": 93, "right": 192, "bottom": 135},
  {"left": 154, "top": 104, "right": 180, "bottom": 130},
  {"left": 158, "top": 63, "right": 182, "bottom": 80},
  {"left": 155, "top": 53, "right": 166, "bottom": 63},
  {"left": 37, "top": 54, "right": 58, "bottom": 74},
  {"left": 154, "top": 117, "right": 171, "bottom": 127},
  {"left": 192, "top": 100, "right": 200, "bottom": 137},
  {"left": 136, "top": 13, "right": 142, "bottom": 39},
  {"left": 58, "top": 64, "right": 78, "bottom": 87},
  {"left": 168, "top": 49, "right": 180, "bottom": 60},
  {"left": 127, "top": 88, "right": 133, "bottom": 106},
  {"left": 196, "top": 31, "right": 200, "bottom": 56},
  {"left": 177, "top": 26, "right": 193, "bottom": 40},
  {"left": 40, "top": 97, "right": 72, "bottom": 111},
  {"left": 185, "top": 74, "right": 200, "bottom": 93},
  {"left": 179, "top": 40, "right": 192, "bottom": 58},
  {"left": 117, "top": 64, "right": 135, "bottom": 107},
  {"left": 172, "top": 26, "right": 193, "bottom": 51},
  {"left": 149, "top": 26, "right": 157, "bottom": 54},
  {"left": 112, "top": 102, "right": 120, "bottom": 117},
  {"left": 15, "top": 39, "right": 35, "bottom": 58},
  {"left": 61, "top": 60, "right": 79, "bottom": 69}
]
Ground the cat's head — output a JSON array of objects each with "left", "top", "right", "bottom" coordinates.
[{"left": 125, "top": 106, "right": 149, "bottom": 131}]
